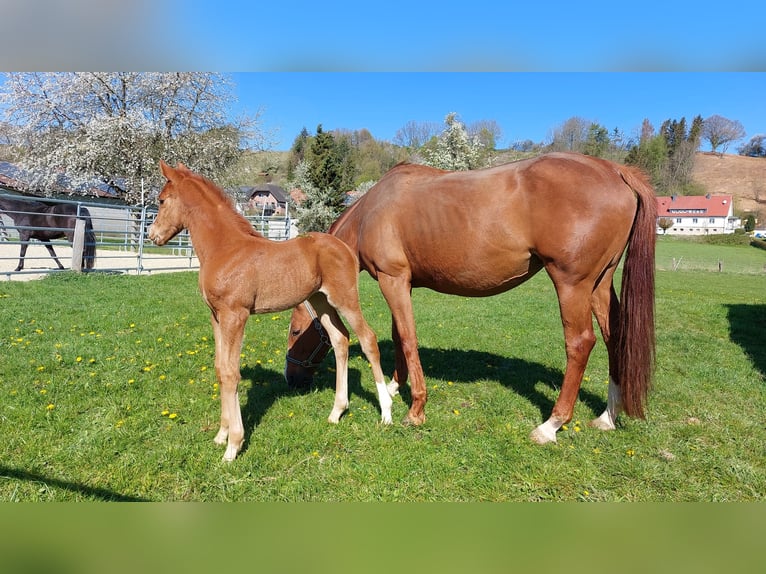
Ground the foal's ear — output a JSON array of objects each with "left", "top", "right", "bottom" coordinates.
[{"left": 159, "top": 160, "right": 175, "bottom": 180}]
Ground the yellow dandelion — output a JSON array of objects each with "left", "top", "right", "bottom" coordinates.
[
  {"left": 161, "top": 409, "right": 170, "bottom": 416},
  {"left": 453, "top": 409, "right": 460, "bottom": 416},
  {"left": 288, "top": 411, "right": 294, "bottom": 418},
  {"left": 169, "top": 413, "right": 178, "bottom": 420},
  {"left": 159, "top": 374, "right": 166, "bottom": 381},
  {"left": 593, "top": 447, "right": 601, "bottom": 454},
  {"left": 76, "top": 356, "right": 83, "bottom": 363},
  {"left": 562, "top": 424, "right": 569, "bottom": 431},
  {"left": 626, "top": 449, "right": 635, "bottom": 457},
  {"left": 116, "top": 420, "right": 125, "bottom": 428},
  {"left": 46, "top": 403, "right": 55, "bottom": 411},
  {"left": 88, "top": 358, "right": 96, "bottom": 364},
  {"left": 39, "top": 389, "right": 47, "bottom": 395},
  {"left": 37, "top": 366, "right": 45, "bottom": 372}
]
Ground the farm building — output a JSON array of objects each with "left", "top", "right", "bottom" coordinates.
[
  {"left": 656, "top": 194, "right": 741, "bottom": 235},
  {"left": 240, "top": 183, "right": 289, "bottom": 216}
]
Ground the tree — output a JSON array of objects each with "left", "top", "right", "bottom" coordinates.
[
  {"left": 393, "top": 120, "right": 440, "bottom": 149},
  {"left": 422, "top": 112, "right": 484, "bottom": 170},
  {"left": 583, "top": 123, "right": 609, "bottom": 157},
  {"left": 738, "top": 134, "right": 766, "bottom": 157},
  {"left": 0, "top": 72, "right": 264, "bottom": 203},
  {"left": 548, "top": 116, "right": 591, "bottom": 153},
  {"left": 291, "top": 125, "right": 353, "bottom": 232},
  {"left": 657, "top": 217, "right": 675, "bottom": 234},
  {"left": 468, "top": 119, "right": 503, "bottom": 150},
  {"left": 702, "top": 114, "right": 746, "bottom": 156}
]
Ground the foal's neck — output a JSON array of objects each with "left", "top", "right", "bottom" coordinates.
[{"left": 186, "top": 197, "right": 264, "bottom": 264}]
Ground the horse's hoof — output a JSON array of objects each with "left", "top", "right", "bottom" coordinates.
[
  {"left": 589, "top": 414, "right": 616, "bottom": 431},
  {"left": 401, "top": 413, "right": 425, "bottom": 427}
]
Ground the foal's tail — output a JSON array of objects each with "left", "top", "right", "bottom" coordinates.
[
  {"left": 82, "top": 211, "right": 97, "bottom": 270},
  {"left": 616, "top": 166, "right": 657, "bottom": 418}
]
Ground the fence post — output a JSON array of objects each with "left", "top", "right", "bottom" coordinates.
[{"left": 71, "top": 218, "right": 85, "bottom": 272}]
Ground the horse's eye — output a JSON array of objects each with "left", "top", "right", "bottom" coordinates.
[
  {"left": 158, "top": 199, "right": 165, "bottom": 205},
  {"left": 291, "top": 329, "right": 301, "bottom": 337}
]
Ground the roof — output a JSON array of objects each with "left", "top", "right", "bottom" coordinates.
[
  {"left": 656, "top": 195, "right": 734, "bottom": 218},
  {"left": 245, "top": 183, "right": 288, "bottom": 204}
]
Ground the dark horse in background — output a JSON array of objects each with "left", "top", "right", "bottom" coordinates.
[
  {"left": 286, "top": 152, "right": 657, "bottom": 445},
  {"left": 0, "top": 196, "right": 96, "bottom": 271}
]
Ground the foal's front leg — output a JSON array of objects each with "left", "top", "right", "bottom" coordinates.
[{"left": 210, "top": 309, "right": 248, "bottom": 461}]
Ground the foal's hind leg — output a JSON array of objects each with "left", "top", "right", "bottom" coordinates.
[
  {"left": 309, "top": 294, "right": 351, "bottom": 423},
  {"left": 589, "top": 280, "right": 624, "bottom": 431},
  {"left": 327, "top": 288, "right": 394, "bottom": 424}
]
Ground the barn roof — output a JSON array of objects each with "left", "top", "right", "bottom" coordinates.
[{"left": 657, "top": 194, "right": 734, "bottom": 218}]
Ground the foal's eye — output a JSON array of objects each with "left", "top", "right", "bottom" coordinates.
[{"left": 158, "top": 199, "right": 165, "bottom": 205}]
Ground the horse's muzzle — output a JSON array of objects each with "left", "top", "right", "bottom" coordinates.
[{"left": 285, "top": 371, "right": 314, "bottom": 392}]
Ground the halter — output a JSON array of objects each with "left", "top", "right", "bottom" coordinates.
[{"left": 285, "top": 301, "right": 331, "bottom": 369}]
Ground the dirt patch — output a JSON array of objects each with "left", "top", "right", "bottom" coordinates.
[{"left": 0, "top": 242, "right": 199, "bottom": 281}]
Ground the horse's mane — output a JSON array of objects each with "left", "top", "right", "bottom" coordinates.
[{"left": 185, "top": 171, "right": 262, "bottom": 238}]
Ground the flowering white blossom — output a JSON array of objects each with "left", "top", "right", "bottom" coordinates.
[
  {"left": 423, "top": 112, "right": 485, "bottom": 171},
  {"left": 0, "top": 72, "right": 264, "bottom": 203}
]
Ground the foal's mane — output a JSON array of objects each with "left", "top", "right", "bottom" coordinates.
[{"left": 185, "top": 170, "right": 262, "bottom": 238}]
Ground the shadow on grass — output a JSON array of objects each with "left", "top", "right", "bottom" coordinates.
[
  {"left": 238, "top": 362, "right": 375, "bottom": 457},
  {"left": 398, "top": 344, "right": 605, "bottom": 420},
  {"left": 727, "top": 304, "right": 766, "bottom": 379},
  {"left": 0, "top": 465, "right": 148, "bottom": 501},
  {"left": 236, "top": 340, "right": 605, "bottom": 455}
]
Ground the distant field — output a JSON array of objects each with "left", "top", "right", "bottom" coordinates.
[{"left": 656, "top": 235, "right": 766, "bottom": 273}]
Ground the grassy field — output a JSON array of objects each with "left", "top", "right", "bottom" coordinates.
[{"left": 0, "top": 239, "right": 764, "bottom": 501}]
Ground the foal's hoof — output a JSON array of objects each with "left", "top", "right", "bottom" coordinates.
[{"left": 529, "top": 425, "right": 558, "bottom": 445}]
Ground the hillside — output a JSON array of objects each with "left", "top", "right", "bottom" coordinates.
[{"left": 691, "top": 152, "right": 765, "bottom": 217}]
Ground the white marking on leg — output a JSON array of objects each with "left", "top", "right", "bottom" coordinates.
[
  {"left": 214, "top": 427, "right": 228, "bottom": 445},
  {"left": 590, "top": 376, "right": 622, "bottom": 431},
  {"left": 376, "top": 381, "right": 394, "bottom": 424},
  {"left": 386, "top": 380, "right": 400, "bottom": 397},
  {"left": 529, "top": 418, "right": 564, "bottom": 444}
]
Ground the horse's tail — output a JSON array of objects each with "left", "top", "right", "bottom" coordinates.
[
  {"left": 81, "top": 210, "right": 96, "bottom": 270},
  {"left": 616, "top": 166, "right": 657, "bottom": 418}
]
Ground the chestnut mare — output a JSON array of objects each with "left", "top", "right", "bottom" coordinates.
[
  {"left": 148, "top": 161, "right": 391, "bottom": 461},
  {"left": 286, "top": 153, "right": 657, "bottom": 444}
]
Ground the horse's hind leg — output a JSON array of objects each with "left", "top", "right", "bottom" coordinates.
[
  {"left": 43, "top": 241, "right": 65, "bottom": 269},
  {"left": 530, "top": 280, "right": 596, "bottom": 444},
  {"left": 589, "top": 280, "right": 623, "bottom": 431},
  {"left": 309, "top": 293, "right": 351, "bottom": 423}
]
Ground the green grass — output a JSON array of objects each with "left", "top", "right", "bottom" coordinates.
[{"left": 0, "top": 239, "right": 764, "bottom": 501}]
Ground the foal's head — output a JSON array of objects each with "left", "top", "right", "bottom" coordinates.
[{"left": 148, "top": 160, "right": 196, "bottom": 246}]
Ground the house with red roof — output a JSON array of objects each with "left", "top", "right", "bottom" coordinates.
[{"left": 656, "top": 194, "right": 741, "bottom": 235}]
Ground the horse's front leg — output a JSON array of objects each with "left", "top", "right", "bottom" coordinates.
[
  {"left": 378, "top": 273, "right": 425, "bottom": 425},
  {"left": 210, "top": 309, "right": 248, "bottom": 462},
  {"left": 14, "top": 239, "right": 28, "bottom": 271}
]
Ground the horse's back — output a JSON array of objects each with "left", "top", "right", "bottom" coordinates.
[{"left": 334, "top": 153, "right": 643, "bottom": 294}]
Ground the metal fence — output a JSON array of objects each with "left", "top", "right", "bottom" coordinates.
[{"left": 0, "top": 193, "right": 294, "bottom": 280}]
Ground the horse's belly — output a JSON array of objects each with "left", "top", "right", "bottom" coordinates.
[{"left": 409, "top": 251, "right": 542, "bottom": 296}]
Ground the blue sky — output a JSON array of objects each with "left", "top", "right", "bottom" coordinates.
[
  {"left": 1, "top": 2, "right": 763, "bottom": 153},
  {"left": 232, "top": 73, "right": 765, "bottom": 151}
]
